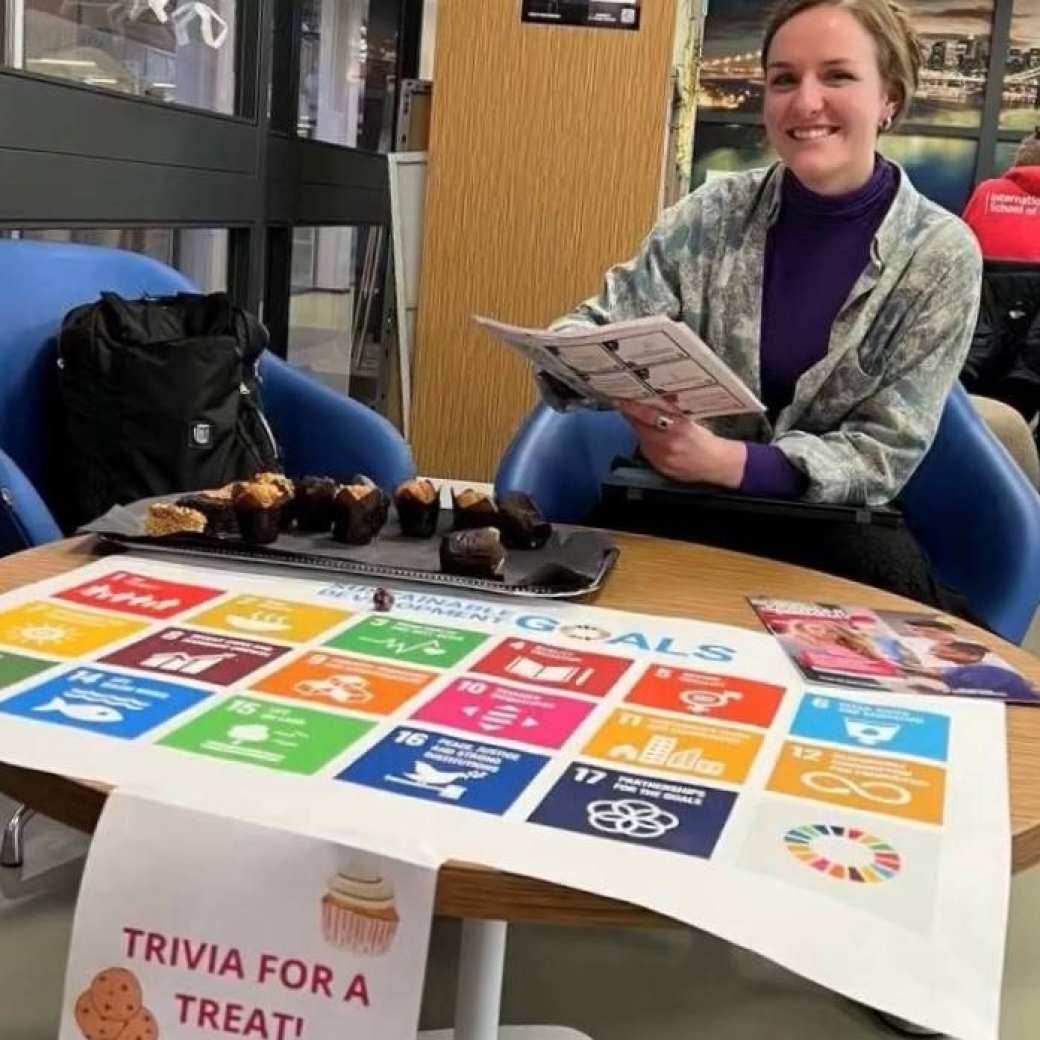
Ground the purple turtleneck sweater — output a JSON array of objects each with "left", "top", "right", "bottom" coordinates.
[{"left": 738, "top": 157, "right": 898, "bottom": 497}]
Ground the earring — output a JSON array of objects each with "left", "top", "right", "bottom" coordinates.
[{"left": 879, "top": 115, "right": 893, "bottom": 133}]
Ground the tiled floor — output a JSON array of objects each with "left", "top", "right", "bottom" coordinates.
[{"left": 3, "top": 626, "right": 1038, "bottom": 1039}]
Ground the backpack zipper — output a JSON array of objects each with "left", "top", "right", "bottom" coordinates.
[
  {"left": 239, "top": 382, "right": 280, "bottom": 464},
  {"left": 0, "top": 487, "right": 34, "bottom": 550}
]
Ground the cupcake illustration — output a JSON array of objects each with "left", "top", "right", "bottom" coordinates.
[{"left": 321, "top": 861, "right": 400, "bottom": 955}]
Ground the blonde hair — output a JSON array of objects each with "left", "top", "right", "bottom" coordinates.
[
  {"left": 761, "top": 0, "right": 922, "bottom": 128},
  {"left": 1015, "top": 127, "right": 1040, "bottom": 168}
]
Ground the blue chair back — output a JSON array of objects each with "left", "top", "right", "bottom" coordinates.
[
  {"left": 498, "top": 387, "right": 1040, "bottom": 644},
  {"left": 495, "top": 405, "right": 635, "bottom": 522},
  {"left": 258, "top": 352, "right": 414, "bottom": 492},
  {"left": 0, "top": 239, "right": 415, "bottom": 557},
  {"left": 899, "top": 384, "right": 1040, "bottom": 644}
]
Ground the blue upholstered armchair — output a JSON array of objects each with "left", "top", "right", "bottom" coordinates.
[
  {"left": 496, "top": 387, "right": 1040, "bottom": 645},
  {"left": 0, "top": 239, "right": 415, "bottom": 557}
]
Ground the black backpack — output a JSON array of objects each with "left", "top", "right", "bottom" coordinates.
[{"left": 57, "top": 291, "right": 280, "bottom": 528}]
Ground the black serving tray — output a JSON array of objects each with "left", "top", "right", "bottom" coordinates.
[{"left": 82, "top": 495, "right": 619, "bottom": 599}]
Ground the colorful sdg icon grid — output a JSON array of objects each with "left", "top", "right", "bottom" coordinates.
[{"left": 0, "top": 567, "right": 951, "bottom": 863}]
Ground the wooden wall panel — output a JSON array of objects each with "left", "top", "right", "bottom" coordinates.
[{"left": 412, "top": 0, "right": 677, "bottom": 480}]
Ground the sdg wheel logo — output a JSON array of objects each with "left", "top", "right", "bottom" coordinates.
[
  {"left": 586, "top": 799, "right": 680, "bottom": 840},
  {"left": 784, "top": 824, "right": 902, "bottom": 883}
]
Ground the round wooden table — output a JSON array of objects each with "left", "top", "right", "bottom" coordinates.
[{"left": 1, "top": 533, "right": 1038, "bottom": 931}]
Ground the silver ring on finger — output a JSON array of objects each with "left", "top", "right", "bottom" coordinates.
[{"left": 654, "top": 415, "right": 675, "bottom": 432}]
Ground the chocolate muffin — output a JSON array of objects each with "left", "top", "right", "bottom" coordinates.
[
  {"left": 496, "top": 491, "right": 552, "bottom": 550},
  {"left": 176, "top": 485, "right": 236, "bottom": 536},
  {"left": 253, "top": 472, "right": 295, "bottom": 530},
  {"left": 451, "top": 488, "right": 498, "bottom": 531},
  {"left": 233, "top": 482, "right": 286, "bottom": 544},
  {"left": 440, "top": 527, "right": 506, "bottom": 580},
  {"left": 331, "top": 478, "right": 389, "bottom": 545},
  {"left": 394, "top": 478, "right": 441, "bottom": 538},
  {"left": 294, "top": 476, "right": 338, "bottom": 533}
]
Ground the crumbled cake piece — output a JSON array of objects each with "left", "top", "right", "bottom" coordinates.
[{"left": 144, "top": 503, "right": 207, "bottom": 537}]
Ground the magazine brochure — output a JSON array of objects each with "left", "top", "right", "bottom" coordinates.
[
  {"left": 749, "top": 597, "right": 1040, "bottom": 704},
  {"left": 474, "top": 314, "right": 765, "bottom": 421}
]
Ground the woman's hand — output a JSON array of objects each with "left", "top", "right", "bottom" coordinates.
[{"left": 616, "top": 400, "right": 748, "bottom": 489}]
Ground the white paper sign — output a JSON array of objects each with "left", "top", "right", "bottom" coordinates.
[
  {"left": 58, "top": 790, "right": 440, "bottom": 1040},
  {"left": 0, "top": 555, "right": 1011, "bottom": 1040}
]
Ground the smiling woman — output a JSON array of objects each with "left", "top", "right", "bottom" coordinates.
[
  {"left": 542, "top": 0, "right": 983, "bottom": 604},
  {"left": 761, "top": 0, "right": 919, "bottom": 193}
]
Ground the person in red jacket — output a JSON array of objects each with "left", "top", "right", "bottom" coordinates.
[{"left": 962, "top": 128, "right": 1040, "bottom": 261}]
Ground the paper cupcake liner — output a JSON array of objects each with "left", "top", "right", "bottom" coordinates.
[{"left": 321, "top": 899, "right": 398, "bottom": 954}]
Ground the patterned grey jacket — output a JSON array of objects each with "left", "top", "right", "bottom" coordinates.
[{"left": 553, "top": 161, "right": 983, "bottom": 505}]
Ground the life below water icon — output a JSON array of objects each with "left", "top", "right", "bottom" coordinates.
[{"left": 32, "top": 697, "right": 123, "bottom": 724}]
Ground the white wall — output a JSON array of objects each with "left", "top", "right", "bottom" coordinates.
[{"left": 418, "top": 0, "right": 438, "bottom": 80}]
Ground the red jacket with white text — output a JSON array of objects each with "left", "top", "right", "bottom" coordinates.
[{"left": 962, "top": 166, "right": 1040, "bottom": 262}]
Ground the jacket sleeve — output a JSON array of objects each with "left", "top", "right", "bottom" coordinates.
[
  {"left": 774, "top": 223, "right": 984, "bottom": 506},
  {"left": 549, "top": 188, "right": 714, "bottom": 330}
]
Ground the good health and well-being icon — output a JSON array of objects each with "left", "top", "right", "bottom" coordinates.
[{"left": 327, "top": 618, "right": 490, "bottom": 669}]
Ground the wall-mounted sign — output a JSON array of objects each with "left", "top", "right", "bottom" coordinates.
[{"left": 521, "top": 0, "right": 641, "bottom": 32}]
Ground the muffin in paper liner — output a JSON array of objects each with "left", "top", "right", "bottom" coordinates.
[{"left": 320, "top": 862, "right": 399, "bottom": 955}]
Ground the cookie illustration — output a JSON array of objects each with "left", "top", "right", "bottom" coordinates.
[
  {"left": 120, "top": 1006, "right": 159, "bottom": 1040},
  {"left": 74, "top": 990, "right": 123, "bottom": 1040},
  {"left": 88, "top": 967, "right": 142, "bottom": 1022}
]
